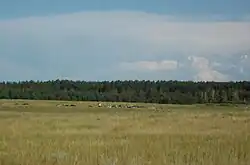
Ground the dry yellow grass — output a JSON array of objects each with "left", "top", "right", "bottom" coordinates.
[{"left": 0, "top": 100, "right": 249, "bottom": 165}]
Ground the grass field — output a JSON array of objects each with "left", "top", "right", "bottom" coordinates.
[{"left": 0, "top": 100, "right": 250, "bottom": 165}]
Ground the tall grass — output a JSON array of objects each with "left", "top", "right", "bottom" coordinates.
[{"left": 0, "top": 100, "right": 249, "bottom": 165}]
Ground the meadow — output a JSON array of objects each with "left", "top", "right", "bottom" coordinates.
[{"left": 0, "top": 99, "right": 249, "bottom": 165}]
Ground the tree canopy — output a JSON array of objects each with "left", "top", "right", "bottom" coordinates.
[{"left": 0, "top": 80, "right": 250, "bottom": 104}]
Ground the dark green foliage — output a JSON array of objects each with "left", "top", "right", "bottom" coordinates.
[{"left": 0, "top": 80, "right": 250, "bottom": 104}]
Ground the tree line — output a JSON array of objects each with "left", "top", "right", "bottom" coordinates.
[{"left": 0, "top": 80, "right": 250, "bottom": 104}]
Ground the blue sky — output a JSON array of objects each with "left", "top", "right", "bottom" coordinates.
[
  {"left": 1, "top": 0, "right": 250, "bottom": 19},
  {"left": 0, "top": 0, "right": 250, "bottom": 81}
]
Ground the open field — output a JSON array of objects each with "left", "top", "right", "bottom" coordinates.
[{"left": 0, "top": 100, "right": 250, "bottom": 165}]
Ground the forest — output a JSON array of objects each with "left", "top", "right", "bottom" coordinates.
[{"left": 0, "top": 80, "right": 250, "bottom": 104}]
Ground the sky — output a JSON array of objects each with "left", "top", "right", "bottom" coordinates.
[{"left": 0, "top": 0, "right": 250, "bottom": 82}]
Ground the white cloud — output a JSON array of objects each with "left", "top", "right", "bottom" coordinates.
[
  {"left": 241, "top": 54, "right": 248, "bottom": 59},
  {"left": 120, "top": 60, "right": 178, "bottom": 72},
  {"left": 1, "top": 11, "right": 250, "bottom": 56},
  {"left": 189, "top": 56, "right": 228, "bottom": 81},
  {"left": 211, "top": 62, "right": 222, "bottom": 67},
  {"left": 0, "top": 11, "right": 250, "bottom": 81}
]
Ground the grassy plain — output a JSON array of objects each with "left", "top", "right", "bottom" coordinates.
[{"left": 0, "top": 99, "right": 250, "bottom": 165}]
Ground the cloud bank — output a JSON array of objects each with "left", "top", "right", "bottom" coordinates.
[
  {"left": 121, "top": 60, "right": 178, "bottom": 72},
  {"left": 0, "top": 11, "right": 250, "bottom": 81}
]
